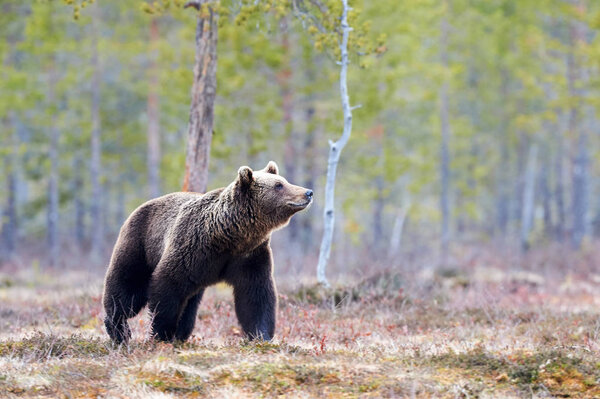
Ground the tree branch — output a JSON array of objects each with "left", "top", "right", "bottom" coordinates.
[
  {"left": 292, "top": 0, "right": 327, "bottom": 34},
  {"left": 183, "top": 0, "right": 201, "bottom": 10}
]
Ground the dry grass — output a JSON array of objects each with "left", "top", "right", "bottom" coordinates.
[{"left": 1, "top": 248, "right": 600, "bottom": 398}]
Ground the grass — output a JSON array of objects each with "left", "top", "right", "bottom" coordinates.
[{"left": 0, "top": 253, "right": 599, "bottom": 398}]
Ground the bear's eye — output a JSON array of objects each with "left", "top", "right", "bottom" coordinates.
[{"left": 274, "top": 182, "right": 284, "bottom": 190}]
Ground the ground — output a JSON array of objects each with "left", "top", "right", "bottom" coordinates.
[{"left": 1, "top": 249, "right": 600, "bottom": 398}]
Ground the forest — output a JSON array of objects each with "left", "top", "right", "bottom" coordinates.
[{"left": 1, "top": 0, "right": 600, "bottom": 397}]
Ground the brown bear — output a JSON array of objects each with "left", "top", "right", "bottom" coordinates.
[{"left": 102, "top": 161, "right": 312, "bottom": 343}]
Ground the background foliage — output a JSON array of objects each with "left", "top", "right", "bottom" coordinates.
[{"left": 2, "top": 0, "right": 600, "bottom": 277}]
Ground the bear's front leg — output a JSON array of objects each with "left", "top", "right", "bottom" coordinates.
[
  {"left": 148, "top": 273, "right": 189, "bottom": 342},
  {"left": 230, "top": 244, "right": 277, "bottom": 340}
]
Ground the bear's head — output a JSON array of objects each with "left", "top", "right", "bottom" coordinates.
[{"left": 235, "top": 161, "right": 313, "bottom": 230}]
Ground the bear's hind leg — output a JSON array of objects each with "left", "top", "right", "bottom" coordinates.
[
  {"left": 103, "top": 277, "right": 149, "bottom": 344},
  {"left": 104, "top": 311, "right": 131, "bottom": 344},
  {"left": 175, "top": 289, "right": 205, "bottom": 341}
]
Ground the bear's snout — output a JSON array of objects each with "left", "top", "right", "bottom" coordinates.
[{"left": 285, "top": 185, "right": 313, "bottom": 210}]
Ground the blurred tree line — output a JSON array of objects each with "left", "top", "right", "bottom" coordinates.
[{"left": 1, "top": 0, "right": 600, "bottom": 272}]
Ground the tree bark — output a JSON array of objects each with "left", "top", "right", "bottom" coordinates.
[
  {"left": 182, "top": 1, "right": 218, "bottom": 194},
  {"left": 47, "top": 65, "right": 60, "bottom": 267},
  {"left": 439, "top": 6, "right": 451, "bottom": 265},
  {"left": 316, "top": 0, "right": 355, "bottom": 287},
  {"left": 147, "top": 18, "right": 161, "bottom": 199},
  {"left": 90, "top": 3, "right": 103, "bottom": 259}
]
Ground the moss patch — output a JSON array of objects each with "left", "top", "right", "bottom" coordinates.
[
  {"left": 426, "top": 348, "right": 600, "bottom": 396},
  {"left": 137, "top": 369, "right": 206, "bottom": 395}
]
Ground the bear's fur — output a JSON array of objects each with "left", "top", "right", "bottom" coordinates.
[{"left": 102, "top": 161, "right": 312, "bottom": 343}]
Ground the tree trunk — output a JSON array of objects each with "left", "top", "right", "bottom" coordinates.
[
  {"left": 316, "top": 0, "right": 355, "bottom": 287},
  {"left": 513, "top": 132, "right": 527, "bottom": 226},
  {"left": 540, "top": 144, "right": 553, "bottom": 237},
  {"left": 373, "top": 175, "right": 384, "bottom": 252},
  {"left": 72, "top": 150, "right": 85, "bottom": 246},
  {"left": 388, "top": 204, "right": 410, "bottom": 260},
  {"left": 2, "top": 118, "right": 17, "bottom": 259},
  {"left": 182, "top": 1, "right": 218, "bottom": 194},
  {"left": 554, "top": 122, "right": 566, "bottom": 241},
  {"left": 496, "top": 69, "right": 510, "bottom": 236},
  {"left": 47, "top": 66, "right": 60, "bottom": 267},
  {"left": 439, "top": 7, "right": 451, "bottom": 265},
  {"left": 568, "top": 12, "right": 589, "bottom": 249},
  {"left": 301, "top": 106, "right": 316, "bottom": 252},
  {"left": 147, "top": 18, "right": 161, "bottom": 199},
  {"left": 572, "top": 124, "right": 589, "bottom": 249},
  {"left": 116, "top": 129, "right": 125, "bottom": 228},
  {"left": 1, "top": 19, "right": 19, "bottom": 260},
  {"left": 90, "top": 3, "right": 103, "bottom": 259},
  {"left": 520, "top": 143, "right": 537, "bottom": 252}
]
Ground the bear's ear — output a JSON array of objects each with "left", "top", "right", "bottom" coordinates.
[
  {"left": 237, "top": 166, "right": 254, "bottom": 186},
  {"left": 263, "top": 161, "right": 279, "bottom": 175}
]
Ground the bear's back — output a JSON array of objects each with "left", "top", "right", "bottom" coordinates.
[{"left": 124, "top": 192, "right": 203, "bottom": 269}]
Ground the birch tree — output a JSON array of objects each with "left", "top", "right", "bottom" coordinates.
[{"left": 316, "top": 0, "right": 357, "bottom": 287}]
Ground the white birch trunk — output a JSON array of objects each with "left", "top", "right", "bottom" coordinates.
[{"left": 316, "top": 0, "right": 355, "bottom": 287}]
